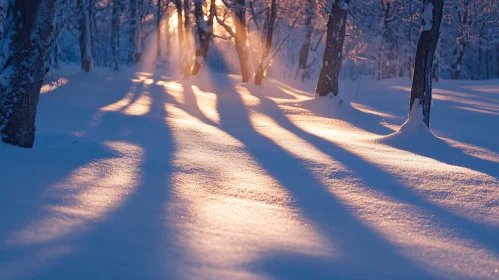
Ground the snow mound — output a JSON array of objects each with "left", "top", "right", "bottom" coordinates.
[
  {"left": 382, "top": 102, "right": 433, "bottom": 143},
  {"left": 378, "top": 103, "right": 499, "bottom": 179},
  {"left": 300, "top": 93, "right": 350, "bottom": 118}
]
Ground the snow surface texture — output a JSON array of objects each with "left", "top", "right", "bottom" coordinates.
[{"left": 1, "top": 66, "right": 499, "bottom": 279}]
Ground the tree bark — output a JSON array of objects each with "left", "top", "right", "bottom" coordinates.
[
  {"left": 111, "top": 0, "right": 121, "bottom": 71},
  {"left": 234, "top": 0, "right": 251, "bottom": 83},
  {"left": 496, "top": 44, "right": 499, "bottom": 78},
  {"left": 450, "top": 1, "right": 468, "bottom": 80},
  {"left": 53, "top": 2, "right": 61, "bottom": 69},
  {"left": 130, "top": 0, "right": 139, "bottom": 64},
  {"left": 77, "top": 0, "right": 92, "bottom": 72},
  {"left": 409, "top": 0, "right": 444, "bottom": 128},
  {"left": 315, "top": 0, "right": 350, "bottom": 97},
  {"left": 157, "top": 0, "right": 162, "bottom": 58},
  {"left": 89, "top": 0, "right": 95, "bottom": 67},
  {"left": 191, "top": 0, "right": 215, "bottom": 75},
  {"left": 0, "top": 0, "right": 56, "bottom": 148}
]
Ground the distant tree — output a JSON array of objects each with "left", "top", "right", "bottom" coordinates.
[
  {"left": 130, "top": 0, "right": 140, "bottom": 64},
  {"left": 295, "top": 0, "right": 314, "bottom": 82},
  {"left": 409, "top": 0, "right": 444, "bottom": 128},
  {"left": 77, "top": 0, "right": 92, "bottom": 72},
  {"left": 191, "top": 0, "right": 216, "bottom": 75},
  {"left": 0, "top": 0, "right": 57, "bottom": 148},
  {"left": 111, "top": 0, "right": 122, "bottom": 71},
  {"left": 254, "top": 0, "right": 277, "bottom": 85},
  {"left": 176, "top": 0, "right": 190, "bottom": 78}
]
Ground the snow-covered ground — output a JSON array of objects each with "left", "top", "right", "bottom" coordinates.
[{"left": 1, "top": 66, "right": 499, "bottom": 279}]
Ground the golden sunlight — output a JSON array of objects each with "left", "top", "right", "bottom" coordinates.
[
  {"left": 161, "top": 102, "right": 334, "bottom": 279},
  {"left": 8, "top": 142, "right": 144, "bottom": 245}
]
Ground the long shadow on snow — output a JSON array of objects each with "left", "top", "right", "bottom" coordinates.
[
  {"left": 267, "top": 80, "right": 397, "bottom": 136},
  {"left": 0, "top": 137, "right": 116, "bottom": 277},
  {"left": 0, "top": 73, "right": 147, "bottom": 278},
  {"left": 254, "top": 94, "right": 499, "bottom": 256},
  {"left": 39, "top": 71, "right": 141, "bottom": 140},
  {"left": 179, "top": 82, "right": 219, "bottom": 127},
  {"left": 22, "top": 82, "right": 175, "bottom": 279},
  {"left": 202, "top": 76, "right": 437, "bottom": 279},
  {"left": 382, "top": 131, "right": 499, "bottom": 180}
]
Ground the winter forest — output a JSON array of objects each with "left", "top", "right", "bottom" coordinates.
[{"left": 1, "top": 0, "right": 499, "bottom": 279}]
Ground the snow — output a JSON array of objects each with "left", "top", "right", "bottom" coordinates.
[
  {"left": 422, "top": 2, "right": 434, "bottom": 31},
  {"left": 1, "top": 66, "right": 499, "bottom": 279}
]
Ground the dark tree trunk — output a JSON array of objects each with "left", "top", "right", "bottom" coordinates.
[
  {"left": 0, "top": 0, "right": 56, "bottom": 148},
  {"left": 234, "top": 0, "right": 251, "bottom": 83},
  {"left": 130, "top": 0, "right": 139, "bottom": 64},
  {"left": 89, "top": 0, "right": 95, "bottom": 66},
  {"left": 254, "top": 0, "right": 277, "bottom": 86},
  {"left": 157, "top": 0, "right": 162, "bottom": 58},
  {"left": 183, "top": 0, "right": 192, "bottom": 72},
  {"left": 450, "top": 1, "right": 468, "bottom": 80},
  {"left": 111, "top": 0, "right": 121, "bottom": 71},
  {"left": 77, "top": 0, "right": 92, "bottom": 72},
  {"left": 497, "top": 44, "right": 499, "bottom": 78},
  {"left": 191, "top": 0, "right": 215, "bottom": 75},
  {"left": 409, "top": 0, "right": 444, "bottom": 128},
  {"left": 485, "top": 48, "right": 489, "bottom": 79},
  {"left": 53, "top": 6, "right": 60, "bottom": 69},
  {"left": 315, "top": 0, "right": 350, "bottom": 97},
  {"left": 476, "top": 45, "right": 482, "bottom": 80},
  {"left": 451, "top": 43, "right": 465, "bottom": 79}
]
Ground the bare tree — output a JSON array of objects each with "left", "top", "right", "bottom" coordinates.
[
  {"left": 77, "top": 0, "right": 92, "bottom": 72},
  {"left": 254, "top": 0, "right": 277, "bottom": 85},
  {"left": 409, "top": 0, "right": 444, "bottom": 128},
  {"left": 111, "top": 0, "right": 122, "bottom": 71},
  {"left": 176, "top": 0, "right": 190, "bottom": 78},
  {"left": 234, "top": 0, "right": 251, "bottom": 82},
  {"left": 191, "top": 0, "right": 216, "bottom": 75}
]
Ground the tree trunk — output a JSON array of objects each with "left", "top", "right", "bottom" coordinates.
[
  {"left": 130, "top": 0, "right": 139, "bottom": 64},
  {"left": 137, "top": 0, "right": 144, "bottom": 63},
  {"left": 496, "top": 44, "right": 499, "bottom": 78},
  {"left": 295, "top": 0, "right": 313, "bottom": 81},
  {"left": 485, "top": 48, "right": 489, "bottom": 79},
  {"left": 53, "top": 3, "right": 61, "bottom": 69},
  {"left": 176, "top": 0, "right": 190, "bottom": 78},
  {"left": 157, "top": 0, "right": 162, "bottom": 58},
  {"left": 409, "top": 0, "right": 443, "bottom": 128},
  {"left": 89, "top": 0, "right": 95, "bottom": 67},
  {"left": 315, "top": 0, "right": 350, "bottom": 97},
  {"left": 0, "top": 0, "right": 56, "bottom": 148},
  {"left": 450, "top": 2, "right": 468, "bottom": 80},
  {"left": 77, "top": 0, "right": 92, "bottom": 72},
  {"left": 234, "top": 0, "right": 251, "bottom": 83},
  {"left": 111, "top": 0, "right": 121, "bottom": 71},
  {"left": 191, "top": 0, "right": 215, "bottom": 75},
  {"left": 254, "top": 0, "right": 277, "bottom": 86},
  {"left": 165, "top": 2, "right": 171, "bottom": 58},
  {"left": 183, "top": 0, "right": 192, "bottom": 72},
  {"left": 476, "top": 45, "right": 482, "bottom": 80}
]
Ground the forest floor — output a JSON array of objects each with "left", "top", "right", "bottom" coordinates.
[{"left": 1, "top": 66, "right": 499, "bottom": 279}]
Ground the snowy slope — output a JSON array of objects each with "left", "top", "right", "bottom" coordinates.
[{"left": 1, "top": 66, "right": 498, "bottom": 279}]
